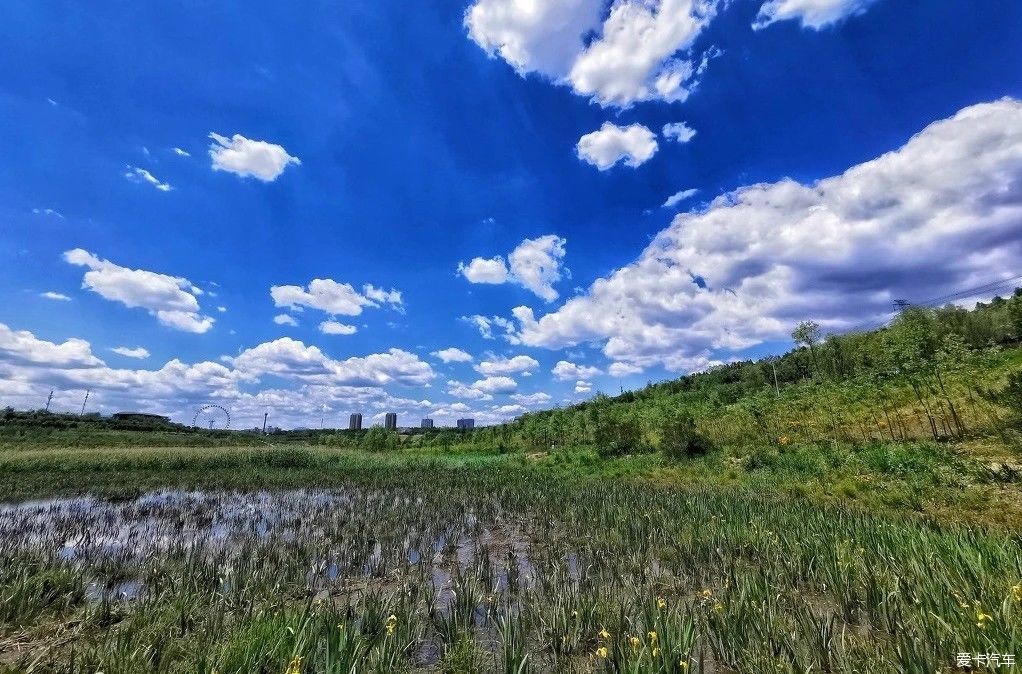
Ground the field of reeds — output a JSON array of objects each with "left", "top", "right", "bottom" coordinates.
[{"left": 1, "top": 446, "right": 1021, "bottom": 673}]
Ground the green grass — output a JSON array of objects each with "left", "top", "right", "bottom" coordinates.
[{"left": 1, "top": 443, "right": 1021, "bottom": 672}]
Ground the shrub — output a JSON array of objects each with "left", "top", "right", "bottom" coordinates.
[{"left": 660, "top": 411, "right": 713, "bottom": 460}]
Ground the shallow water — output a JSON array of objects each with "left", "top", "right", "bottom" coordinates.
[{"left": 0, "top": 488, "right": 544, "bottom": 605}]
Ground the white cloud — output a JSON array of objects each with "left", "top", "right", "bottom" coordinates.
[
  {"left": 432, "top": 347, "right": 474, "bottom": 363},
  {"left": 457, "top": 256, "right": 509, "bottom": 284},
  {"left": 362, "top": 285, "right": 404, "bottom": 309},
  {"left": 33, "top": 208, "right": 64, "bottom": 219},
  {"left": 229, "top": 338, "right": 435, "bottom": 387},
  {"left": 217, "top": 306, "right": 227, "bottom": 313},
  {"left": 125, "top": 166, "right": 172, "bottom": 192},
  {"left": 63, "top": 249, "right": 214, "bottom": 334},
  {"left": 271, "top": 279, "right": 402, "bottom": 317},
  {"left": 511, "top": 391, "right": 552, "bottom": 406},
  {"left": 663, "top": 121, "right": 697, "bottom": 143},
  {"left": 459, "top": 235, "right": 567, "bottom": 302},
  {"left": 466, "top": 0, "right": 720, "bottom": 108},
  {"left": 320, "top": 320, "right": 357, "bottom": 335},
  {"left": 154, "top": 311, "right": 215, "bottom": 334},
  {"left": 663, "top": 188, "right": 699, "bottom": 208},
  {"left": 574, "top": 380, "right": 593, "bottom": 394},
  {"left": 568, "top": 0, "right": 719, "bottom": 107},
  {"left": 0, "top": 323, "right": 102, "bottom": 369},
  {"left": 608, "top": 361, "right": 644, "bottom": 377},
  {"left": 208, "top": 133, "right": 300, "bottom": 182},
  {"left": 577, "top": 123, "right": 658, "bottom": 170},
  {"left": 473, "top": 375, "right": 518, "bottom": 395},
  {"left": 40, "top": 291, "right": 71, "bottom": 302},
  {"left": 172, "top": 147, "right": 191, "bottom": 157},
  {"left": 274, "top": 314, "right": 298, "bottom": 327},
  {"left": 446, "top": 375, "right": 518, "bottom": 399},
  {"left": 111, "top": 346, "right": 150, "bottom": 359},
  {"left": 505, "top": 99, "right": 1022, "bottom": 372},
  {"left": 0, "top": 322, "right": 446, "bottom": 429},
  {"left": 447, "top": 379, "right": 493, "bottom": 401},
  {"left": 552, "top": 360, "right": 602, "bottom": 381},
  {"left": 476, "top": 354, "right": 539, "bottom": 376},
  {"left": 754, "top": 0, "right": 881, "bottom": 29},
  {"left": 462, "top": 315, "right": 518, "bottom": 341}
]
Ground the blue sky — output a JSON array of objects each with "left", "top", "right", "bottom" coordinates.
[{"left": 1, "top": 0, "right": 1021, "bottom": 428}]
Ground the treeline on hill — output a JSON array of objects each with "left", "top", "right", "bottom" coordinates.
[
  {"left": 358, "top": 290, "right": 1022, "bottom": 457},
  {"left": 0, "top": 409, "right": 261, "bottom": 447}
]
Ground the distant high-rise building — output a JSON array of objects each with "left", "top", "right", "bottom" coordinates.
[
  {"left": 349, "top": 413, "right": 363, "bottom": 431},
  {"left": 421, "top": 418, "right": 434, "bottom": 429},
  {"left": 384, "top": 412, "right": 398, "bottom": 430},
  {"left": 457, "top": 418, "right": 475, "bottom": 430}
]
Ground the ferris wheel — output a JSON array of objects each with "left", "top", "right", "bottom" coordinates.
[{"left": 192, "top": 404, "right": 231, "bottom": 430}]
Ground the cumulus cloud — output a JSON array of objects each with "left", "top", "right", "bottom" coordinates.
[
  {"left": 320, "top": 320, "right": 357, "bottom": 335},
  {"left": 63, "top": 249, "right": 214, "bottom": 334},
  {"left": 552, "top": 360, "right": 602, "bottom": 381},
  {"left": 271, "top": 279, "right": 403, "bottom": 321},
  {"left": 111, "top": 346, "right": 150, "bottom": 359},
  {"left": 577, "top": 123, "right": 658, "bottom": 170},
  {"left": 432, "top": 347, "right": 473, "bottom": 363},
  {"left": 473, "top": 376, "right": 518, "bottom": 395},
  {"left": 459, "top": 235, "right": 567, "bottom": 302},
  {"left": 476, "top": 354, "right": 539, "bottom": 376},
  {"left": 0, "top": 323, "right": 441, "bottom": 429},
  {"left": 663, "top": 188, "right": 700, "bottom": 209},
  {"left": 663, "top": 121, "right": 697, "bottom": 143},
  {"left": 754, "top": 0, "right": 881, "bottom": 29},
  {"left": 462, "top": 315, "right": 518, "bottom": 341},
  {"left": 511, "top": 391, "right": 552, "bottom": 406},
  {"left": 208, "top": 133, "right": 300, "bottom": 181},
  {"left": 274, "top": 314, "right": 298, "bottom": 327},
  {"left": 447, "top": 375, "right": 518, "bottom": 399},
  {"left": 0, "top": 323, "right": 239, "bottom": 413},
  {"left": 457, "top": 256, "right": 509, "bottom": 284},
  {"left": 125, "top": 166, "right": 172, "bottom": 192},
  {"left": 506, "top": 99, "right": 1022, "bottom": 372},
  {"left": 228, "top": 338, "right": 435, "bottom": 387},
  {"left": 466, "top": 0, "right": 719, "bottom": 107},
  {"left": 40, "top": 291, "right": 70, "bottom": 301},
  {"left": 574, "top": 380, "right": 593, "bottom": 394},
  {"left": 608, "top": 361, "right": 644, "bottom": 377}
]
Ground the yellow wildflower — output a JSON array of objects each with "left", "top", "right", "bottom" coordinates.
[
  {"left": 656, "top": 596, "right": 667, "bottom": 609},
  {"left": 653, "top": 647, "right": 661, "bottom": 657},
  {"left": 595, "top": 646, "right": 609, "bottom": 659},
  {"left": 713, "top": 602, "right": 724, "bottom": 612},
  {"left": 975, "top": 607, "right": 992, "bottom": 629},
  {"left": 647, "top": 631, "right": 658, "bottom": 645},
  {"left": 599, "top": 627, "right": 611, "bottom": 640},
  {"left": 1013, "top": 584, "right": 1022, "bottom": 602},
  {"left": 680, "top": 660, "right": 689, "bottom": 670},
  {"left": 385, "top": 614, "right": 398, "bottom": 635},
  {"left": 629, "top": 635, "right": 641, "bottom": 649},
  {"left": 284, "top": 656, "right": 302, "bottom": 674}
]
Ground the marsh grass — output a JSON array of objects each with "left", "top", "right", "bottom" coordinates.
[{"left": 0, "top": 449, "right": 1020, "bottom": 672}]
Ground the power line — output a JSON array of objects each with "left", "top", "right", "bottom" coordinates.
[{"left": 837, "top": 273, "right": 1020, "bottom": 336}]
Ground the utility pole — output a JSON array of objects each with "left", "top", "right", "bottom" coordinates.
[
  {"left": 262, "top": 412, "right": 268, "bottom": 435},
  {"left": 45, "top": 390, "right": 54, "bottom": 412},
  {"left": 80, "top": 390, "right": 90, "bottom": 416},
  {"left": 771, "top": 363, "right": 780, "bottom": 397}
]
